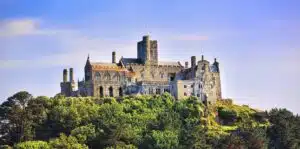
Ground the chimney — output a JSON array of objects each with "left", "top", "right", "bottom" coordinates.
[
  {"left": 185, "top": 62, "right": 189, "bottom": 68},
  {"left": 191, "top": 56, "right": 196, "bottom": 68},
  {"left": 69, "top": 68, "right": 74, "bottom": 82},
  {"left": 63, "top": 69, "right": 68, "bottom": 82},
  {"left": 112, "top": 51, "right": 116, "bottom": 63},
  {"left": 201, "top": 55, "right": 204, "bottom": 61}
]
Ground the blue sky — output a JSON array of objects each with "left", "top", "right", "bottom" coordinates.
[{"left": 1, "top": 0, "right": 299, "bottom": 113}]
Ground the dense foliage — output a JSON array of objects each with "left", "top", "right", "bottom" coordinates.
[{"left": 0, "top": 91, "right": 299, "bottom": 149}]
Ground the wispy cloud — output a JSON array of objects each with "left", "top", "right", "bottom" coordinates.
[
  {"left": 0, "top": 18, "right": 42, "bottom": 37},
  {"left": 0, "top": 18, "right": 137, "bottom": 69}
]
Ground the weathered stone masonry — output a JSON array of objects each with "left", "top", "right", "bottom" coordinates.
[{"left": 60, "top": 35, "right": 222, "bottom": 104}]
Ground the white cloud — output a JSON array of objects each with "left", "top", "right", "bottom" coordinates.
[
  {"left": 0, "top": 19, "right": 40, "bottom": 37},
  {"left": 0, "top": 18, "right": 137, "bottom": 69}
]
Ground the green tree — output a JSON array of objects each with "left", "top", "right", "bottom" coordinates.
[
  {"left": 0, "top": 91, "right": 34, "bottom": 144},
  {"left": 48, "top": 133, "right": 88, "bottom": 149},
  {"left": 14, "top": 141, "right": 50, "bottom": 149}
]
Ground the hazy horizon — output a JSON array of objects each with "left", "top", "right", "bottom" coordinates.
[{"left": 1, "top": 0, "right": 299, "bottom": 114}]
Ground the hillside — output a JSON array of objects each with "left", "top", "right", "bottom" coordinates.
[{"left": 0, "top": 91, "right": 299, "bottom": 149}]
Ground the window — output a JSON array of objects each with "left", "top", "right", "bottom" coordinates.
[
  {"left": 95, "top": 72, "right": 101, "bottom": 80},
  {"left": 197, "top": 94, "right": 200, "bottom": 97},
  {"left": 160, "top": 73, "right": 164, "bottom": 78},
  {"left": 119, "top": 87, "right": 123, "bottom": 97},
  {"left": 149, "top": 88, "right": 153, "bottom": 94},
  {"left": 100, "top": 86, "right": 104, "bottom": 97},
  {"left": 109, "top": 86, "right": 113, "bottom": 97},
  {"left": 191, "top": 85, "right": 194, "bottom": 88},
  {"left": 184, "top": 92, "right": 187, "bottom": 96},
  {"left": 199, "top": 84, "right": 203, "bottom": 89},
  {"left": 164, "top": 88, "right": 170, "bottom": 93},
  {"left": 184, "top": 85, "right": 187, "bottom": 88},
  {"left": 156, "top": 88, "right": 161, "bottom": 94}
]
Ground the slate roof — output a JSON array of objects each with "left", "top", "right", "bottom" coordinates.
[
  {"left": 120, "top": 58, "right": 141, "bottom": 66},
  {"left": 158, "top": 61, "right": 182, "bottom": 67}
]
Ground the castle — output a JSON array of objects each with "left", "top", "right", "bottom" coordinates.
[{"left": 60, "top": 35, "right": 222, "bottom": 104}]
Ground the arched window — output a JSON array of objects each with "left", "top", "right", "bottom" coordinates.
[
  {"left": 119, "top": 87, "right": 123, "bottom": 97},
  {"left": 109, "top": 86, "right": 113, "bottom": 97},
  {"left": 160, "top": 73, "right": 164, "bottom": 78},
  {"left": 104, "top": 72, "right": 111, "bottom": 81},
  {"left": 114, "top": 72, "right": 120, "bottom": 81},
  {"left": 95, "top": 72, "right": 101, "bottom": 80},
  {"left": 100, "top": 86, "right": 104, "bottom": 97}
]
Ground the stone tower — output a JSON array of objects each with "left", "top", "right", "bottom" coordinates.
[{"left": 137, "top": 35, "right": 158, "bottom": 65}]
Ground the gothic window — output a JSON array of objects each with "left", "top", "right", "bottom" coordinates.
[
  {"left": 109, "top": 86, "right": 113, "bottom": 97},
  {"left": 160, "top": 73, "right": 164, "bottom": 78},
  {"left": 164, "top": 88, "right": 170, "bottom": 93},
  {"left": 95, "top": 72, "right": 101, "bottom": 80},
  {"left": 149, "top": 88, "right": 153, "bottom": 94},
  {"left": 119, "top": 87, "right": 123, "bottom": 97},
  {"left": 156, "top": 88, "right": 161, "bottom": 94},
  {"left": 104, "top": 72, "right": 111, "bottom": 81},
  {"left": 151, "top": 71, "right": 155, "bottom": 78},
  {"left": 100, "top": 86, "right": 104, "bottom": 97},
  {"left": 114, "top": 72, "right": 120, "bottom": 81}
]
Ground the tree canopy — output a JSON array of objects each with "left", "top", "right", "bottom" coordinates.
[{"left": 1, "top": 91, "right": 299, "bottom": 149}]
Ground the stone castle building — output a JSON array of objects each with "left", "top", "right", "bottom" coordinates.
[{"left": 60, "top": 35, "right": 222, "bottom": 104}]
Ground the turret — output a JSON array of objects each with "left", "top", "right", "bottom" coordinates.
[
  {"left": 84, "top": 55, "right": 92, "bottom": 81},
  {"left": 112, "top": 51, "right": 116, "bottom": 63},
  {"left": 69, "top": 68, "right": 74, "bottom": 82},
  {"left": 191, "top": 56, "right": 196, "bottom": 68},
  {"left": 213, "top": 58, "right": 220, "bottom": 72},
  {"left": 63, "top": 69, "right": 68, "bottom": 82},
  {"left": 185, "top": 61, "right": 189, "bottom": 68},
  {"left": 137, "top": 35, "right": 158, "bottom": 64}
]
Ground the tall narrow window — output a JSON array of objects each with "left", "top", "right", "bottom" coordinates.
[
  {"left": 149, "top": 88, "right": 153, "bottom": 94},
  {"left": 109, "top": 86, "right": 113, "bottom": 97},
  {"left": 119, "top": 87, "right": 123, "bottom": 97},
  {"left": 100, "top": 86, "right": 104, "bottom": 97},
  {"left": 156, "top": 88, "right": 161, "bottom": 94}
]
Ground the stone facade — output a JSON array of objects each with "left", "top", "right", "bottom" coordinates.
[{"left": 60, "top": 35, "right": 222, "bottom": 104}]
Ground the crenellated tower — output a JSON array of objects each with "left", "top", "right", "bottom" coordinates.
[{"left": 137, "top": 35, "right": 158, "bottom": 65}]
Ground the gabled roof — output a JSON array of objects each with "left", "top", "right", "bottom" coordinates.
[
  {"left": 120, "top": 58, "right": 141, "bottom": 66},
  {"left": 90, "top": 62, "right": 126, "bottom": 71},
  {"left": 158, "top": 61, "right": 182, "bottom": 67}
]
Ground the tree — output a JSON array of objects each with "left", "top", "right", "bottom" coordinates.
[
  {"left": 268, "top": 108, "right": 300, "bottom": 149},
  {"left": 48, "top": 133, "right": 88, "bottom": 149},
  {"left": 0, "top": 91, "right": 34, "bottom": 144},
  {"left": 14, "top": 141, "right": 49, "bottom": 149}
]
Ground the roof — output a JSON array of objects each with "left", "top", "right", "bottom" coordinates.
[
  {"left": 158, "top": 61, "right": 182, "bottom": 67},
  {"left": 120, "top": 58, "right": 141, "bottom": 66},
  {"left": 90, "top": 62, "right": 126, "bottom": 71}
]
